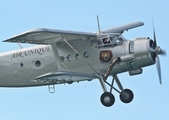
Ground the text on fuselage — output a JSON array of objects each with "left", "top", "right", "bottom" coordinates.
[{"left": 11, "top": 46, "right": 52, "bottom": 60}]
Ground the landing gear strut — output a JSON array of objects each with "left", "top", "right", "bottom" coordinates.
[
  {"left": 99, "top": 75, "right": 134, "bottom": 107},
  {"left": 97, "top": 58, "right": 134, "bottom": 107}
]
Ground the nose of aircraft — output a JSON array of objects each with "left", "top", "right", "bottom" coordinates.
[{"left": 156, "top": 46, "right": 166, "bottom": 56}]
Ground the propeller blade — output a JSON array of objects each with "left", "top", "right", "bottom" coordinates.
[
  {"left": 155, "top": 56, "right": 162, "bottom": 84},
  {"left": 151, "top": 19, "right": 165, "bottom": 85},
  {"left": 153, "top": 27, "right": 157, "bottom": 47},
  {"left": 152, "top": 19, "right": 157, "bottom": 47}
]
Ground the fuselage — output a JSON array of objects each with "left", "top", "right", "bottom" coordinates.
[
  {"left": 0, "top": 45, "right": 56, "bottom": 87},
  {"left": 0, "top": 36, "right": 155, "bottom": 87}
]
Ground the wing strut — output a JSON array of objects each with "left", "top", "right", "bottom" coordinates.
[
  {"left": 50, "top": 37, "right": 63, "bottom": 71},
  {"left": 63, "top": 38, "right": 79, "bottom": 55}
]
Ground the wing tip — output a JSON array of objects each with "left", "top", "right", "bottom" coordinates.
[{"left": 3, "top": 28, "right": 48, "bottom": 42}]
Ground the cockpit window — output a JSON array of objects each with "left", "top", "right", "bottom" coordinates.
[
  {"left": 103, "top": 38, "right": 111, "bottom": 44},
  {"left": 91, "top": 34, "right": 125, "bottom": 48},
  {"left": 109, "top": 35, "right": 123, "bottom": 45}
]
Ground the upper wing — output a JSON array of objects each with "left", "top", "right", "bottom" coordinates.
[
  {"left": 3, "top": 28, "right": 97, "bottom": 44},
  {"left": 102, "top": 21, "right": 144, "bottom": 33},
  {"left": 3, "top": 21, "right": 144, "bottom": 44}
]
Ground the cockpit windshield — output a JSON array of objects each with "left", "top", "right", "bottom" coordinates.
[{"left": 91, "top": 34, "right": 125, "bottom": 48}]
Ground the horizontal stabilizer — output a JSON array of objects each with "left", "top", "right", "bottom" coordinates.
[{"left": 102, "top": 21, "right": 144, "bottom": 33}]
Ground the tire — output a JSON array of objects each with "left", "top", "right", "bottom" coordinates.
[
  {"left": 100, "top": 92, "right": 115, "bottom": 107},
  {"left": 120, "top": 89, "right": 134, "bottom": 103}
]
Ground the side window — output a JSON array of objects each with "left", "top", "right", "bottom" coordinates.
[{"left": 102, "top": 38, "right": 111, "bottom": 44}]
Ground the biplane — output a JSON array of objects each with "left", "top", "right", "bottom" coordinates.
[{"left": 1, "top": 17, "right": 166, "bottom": 107}]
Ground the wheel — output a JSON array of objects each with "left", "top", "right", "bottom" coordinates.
[
  {"left": 100, "top": 92, "right": 115, "bottom": 107},
  {"left": 120, "top": 89, "right": 134, "bottom": 103}
]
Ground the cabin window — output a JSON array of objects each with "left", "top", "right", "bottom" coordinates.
[
  {"left": 67, "top": 54, "right": 72, "bottom": 61},
  {"left": 35, "top": 60, "right": 41, "bottom": 67},
  {"left": 20, "top": 63, "right": 24, "bottom": 67},
  {"left": 60, "top": 56, "right": 65, "bottom": 62},
  {"left": 75, "top": 54, "right": 80, "bottom": 59},
  {"left": 83, "top": 52, "right": 89, "bottom": 58}
]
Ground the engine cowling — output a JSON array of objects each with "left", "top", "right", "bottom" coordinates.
[{"left": 131, "top": 38, "right": 155, "bottom": 69}]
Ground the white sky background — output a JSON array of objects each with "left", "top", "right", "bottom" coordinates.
[{"left": 0, "top": 0, "right": 168, "bottom": 120}]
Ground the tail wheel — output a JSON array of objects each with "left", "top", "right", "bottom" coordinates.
[
  {"left": 120, "top": 89, "right": 134, "bottom": 103},
  {"left": 100, "top": 92, "right": 115, "bottom": 107}
]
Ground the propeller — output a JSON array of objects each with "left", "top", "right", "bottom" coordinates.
[
  {"left": 151, "top": 21, "right": 166, "bottom": 84},
  {"left": 155, "top": 56, "right": 161, "bottom": 84}
]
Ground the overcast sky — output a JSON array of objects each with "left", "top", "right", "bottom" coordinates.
[{"left": 0, "top": 1, "right": 168, "bottom": 120}]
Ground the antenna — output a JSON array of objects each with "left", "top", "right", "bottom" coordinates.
[{"left": 97, "top": 15, "right": 101, "bottom": 34}]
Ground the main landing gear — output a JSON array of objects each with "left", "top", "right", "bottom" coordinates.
[
  {"left": 99, "top": 75, "right": 134, "bottom": 107},
  {"left": 98, "top": 58, "right": 134, "bottom": 107}
]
